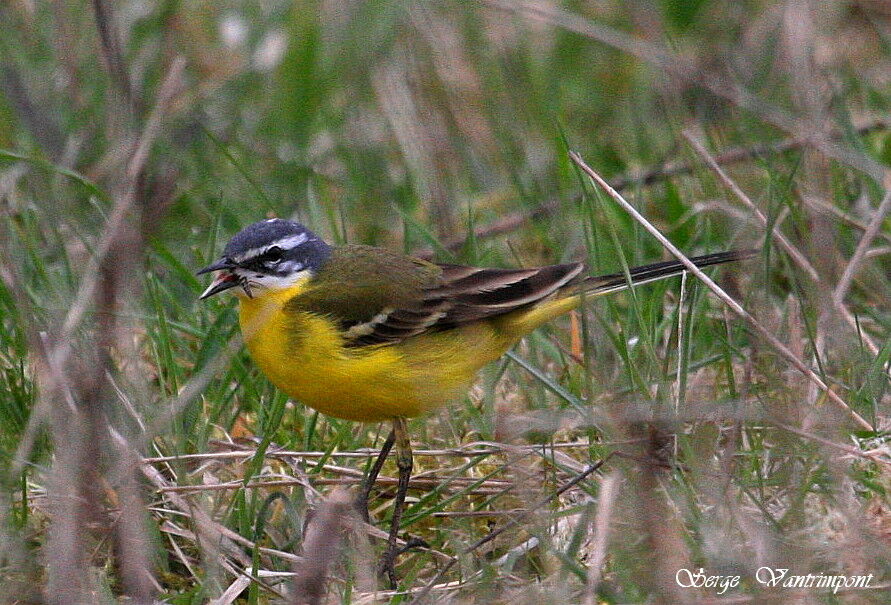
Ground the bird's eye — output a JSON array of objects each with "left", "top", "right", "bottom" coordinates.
[{"left": 265, "top": 246, "right": 283, "bottom": 263}]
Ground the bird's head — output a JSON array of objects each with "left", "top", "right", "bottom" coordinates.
[{"left": 197, "top": 219, "right": 331, "bottom": 299}]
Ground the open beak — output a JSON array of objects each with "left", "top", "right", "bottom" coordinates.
[{"left": 197, "top": 258, "right": 241, "bottom": 299}]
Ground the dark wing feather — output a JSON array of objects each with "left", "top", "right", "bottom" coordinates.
[
  {"left": 437, "top": 263, "right": 585, "bottom": 324},
  {"left": 345, "top": 261, "right": 585, "bottom": 346},
  {"left": 344, "top": 297, "right": 453, "bottom": 346}
]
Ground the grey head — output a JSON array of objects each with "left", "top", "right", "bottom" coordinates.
[{"left": 198, "top": 219, "right": 331, "bottom": 299}]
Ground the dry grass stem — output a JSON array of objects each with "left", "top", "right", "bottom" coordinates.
[
  {"left": 683, "top": 130, "right": 888, "bottom": 362},
  {"left": 682, "top": 130, "right": 820, "bottom": 282},
  {"left": 418, "top": 120, "right": 888, "bottom": 260},
  {"left": 409, "top": 456, "right": 610, "bottom": 604},
  {"left": 833, "top": 189, "right": 891, "bottom": 305},
  {"left": 142, "top": 439, "right": 619, "bottom": 464},
  {"left": 583, "top": 470, "right": 621, "bottom": 604},
  {"left": 569, "top": 150, "right": 873, "bottom": 431}
]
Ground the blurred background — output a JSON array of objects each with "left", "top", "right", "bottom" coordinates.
[{"left": 0, "top": 1, "right": 889, "bottom": 603}]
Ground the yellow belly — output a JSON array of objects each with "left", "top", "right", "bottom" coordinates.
[{"left": 237, "top": 292, "right": 514, "bottom": 422}]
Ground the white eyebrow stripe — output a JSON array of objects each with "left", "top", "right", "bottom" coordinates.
[
  {"left": 231, "top": 232, "right": 310, "bottom": 262},
  {"left": 273, "top": 233, "right": 310, "bottom": 249}
]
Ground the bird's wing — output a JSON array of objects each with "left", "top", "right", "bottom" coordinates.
[
  {"left": 342, "top": 262, "right": 586, "bottom": 346},
  {"left": 286, "top": 245, "right": 585, "bottom": 347}
]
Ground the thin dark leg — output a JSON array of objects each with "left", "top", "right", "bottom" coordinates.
[
  {"left": 379, "top": 416, "right": 412, "bottom": 589},
  {"left": 356, "top": 428, "right": 396, "bottom": 523}
]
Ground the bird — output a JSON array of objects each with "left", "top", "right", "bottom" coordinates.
[{"left": 198, "top": 217, "right": 752, "bottom": 586}]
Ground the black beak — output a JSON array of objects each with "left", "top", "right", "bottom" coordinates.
[
  {"left": 197, "top": 257, "right": 234, "bottom": 275},
  {"left": 199, "top": 273, "right": 242, "bottom": 299},
  {"left": 198, "top": 257, "right": 241, "bottom": 299}
]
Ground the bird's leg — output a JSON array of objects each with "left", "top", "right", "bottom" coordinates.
[
  {"left": 380, "top": 416, "right": 412, "bottom": 589},
  {"left": 356, "top": 428, "right": 396, "bottom": 523}
]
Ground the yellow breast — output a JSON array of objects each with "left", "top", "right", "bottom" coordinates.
[{"left": 236, "top": 286, "right": 514, "bottom": 422}]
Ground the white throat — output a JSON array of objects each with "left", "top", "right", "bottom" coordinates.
[{"left": 234, "top": 268, "right": 313, "bottom": 298}]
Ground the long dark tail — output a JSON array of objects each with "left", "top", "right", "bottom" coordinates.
[
  {"left": 580, "top": 249, "right": 757, "bottom": 296},
  {"left": 477, "top": 248, "right": 756, "bottom": 333}
]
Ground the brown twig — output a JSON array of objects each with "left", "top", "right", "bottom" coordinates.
[{"left": 11, "top": 57, "right": 188, "bottom": 481}]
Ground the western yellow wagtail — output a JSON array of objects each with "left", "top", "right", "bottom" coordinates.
[{"left": 198, "top": 218, "right": 752, "bottom": 585}]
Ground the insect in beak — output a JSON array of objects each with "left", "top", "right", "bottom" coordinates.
[
  {"left": 197, "top": 258, "right": 248, "bottom": 299},
  {"left": 198, "top": 271, "right": 242, "bottom": 299}
]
